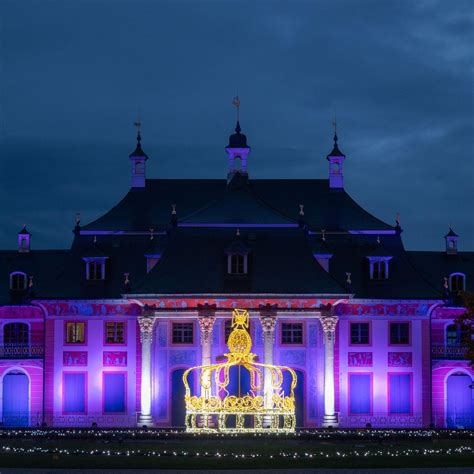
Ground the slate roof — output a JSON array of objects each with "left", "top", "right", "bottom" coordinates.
[
  {"left": 406, "top": 251, "right": 474, "bottom": 294},
  {"left": 1, "top": 174, "right": 471, "bottom": 304},
  {"left": 82, "top": 177, "right": 394, "bottom": 231}
]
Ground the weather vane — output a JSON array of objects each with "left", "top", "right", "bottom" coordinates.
[
  {"left": 232, "top": 95, "right": 240, "bottom": 121},
  {"left": 332, "top": 110, "right": 337, "bottom": 136},
  {"left": 133, "top": 106, "right": 141, "bottom": 132}
]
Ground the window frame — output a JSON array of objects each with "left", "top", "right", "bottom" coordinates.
[
  {"left": 280, "top": 322, "right": 304, "bottom": 345},
  {"left": 227, "top": 254, "right": 248, "bottom": 275},
  {"left": 387, "top": 372, "right": 413, "bottom": 415},
  {"left": 104, "top": 321, "right": 126, "bottom": 345},
  {"left": 83, "top": 257, "right": 107, "bottom": 281},
  {"left": 348, "top": 372, "right": 373, "bottom": 415},
  {"left": 171, "top": 321, "right": 194, "bottom": 345},
  {"left": 449, "top": 273, "right": 466, "bottom": 292},
  {"left": 368, "top": 257, "right": 392, "bottom": 280},
  {"left": 64, "top": 321, "right": 87, "bottom": 345},
  {"left": 9, "top": 271, "right": 27, "bottom": 291},
  {"left": 388, "top": 321, "right": 411, "bottom": 346},
  {"left": 102, "top": 371, "right": 127, "bottom": 414},
  {"left": 349, "top": 322, "right": 371, "bottom": 346},
  {"left": 3, "top": 322, "right": 29, "bottom": 345},
  {"left": 62, "top": 371, "right": 87, "bottom": 415}
]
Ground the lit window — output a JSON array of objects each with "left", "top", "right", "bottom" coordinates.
[
  {"left": 228, "top": 254, "right": 246, "bottom": 275},
  {"left": 172, "top": 323, "right": 193, "bottom": 344},
  {"left": 4, "top": 323, "right": 29, "bottom": 345},
  {"left": 350, "top": 323, "right": 370, "bottom": 344},
  {"left": 66, "top": 322, "right": 86, "bottom": 344},
  {"left": 281, "top": 323, "right": 303, "bottom": 344},
  {"left": 10, "top": 272, "right": 27, "bottom": 290},
  {"left": 390, "top": 323, "right": 409, "bottom": 345},
  {"left": 449, "top": 273, "right": 466, "bottom": 292},
  {"left": 105, "top": 322, "right": 125, "bottom": 344}
]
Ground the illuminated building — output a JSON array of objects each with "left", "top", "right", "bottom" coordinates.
[{"left": 0, "top": 118, "right": 472, "bottom": 429}]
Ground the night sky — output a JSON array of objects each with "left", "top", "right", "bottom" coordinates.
[{"left": 0, "top": 0, "right": 472, "bottom": 251}]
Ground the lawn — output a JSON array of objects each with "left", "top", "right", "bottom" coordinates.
[{"left": 0, "top": 429, "right": 472, "bottom": 469}]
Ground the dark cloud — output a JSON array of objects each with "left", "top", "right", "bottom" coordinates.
[{"left": 0, "top": 0, "right": 472, "bottom": 250}]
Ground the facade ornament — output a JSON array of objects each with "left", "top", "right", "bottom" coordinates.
[
  {"left": 320, "top": 314, "right": 338, "bottom": 344},
  {"left": 377, "top": 235, "right": 380, "bottom": 244},
  {"left": 171, "top": 204, "right": 177, "bottom": 215},
  {"left": 149, "top": 227, "right": 154, "bottom": 240},
  {"left": 198, "top": 316, "right": 216, "bottom": 345},
  {"left": 236, "top": 227, "right": 240, "bottom": 237},
  {"left": 138, "top": 316, "right": 156, "bottom": 344},
  {"left": 299, "top": 204, "right": 304, "bottom": 216},
  {"left": 321, "top": 229, "right": 326, "bottom": 241},
  {"left": 93, "top": 235, "right": 97, "bottom": 244},
  {"left": 75, "top": 213, "right": 81, "bottom": 226},
  {"left": 346, "top": 272, "right": 352, "bottom": 285},
  {"left": 28, "top": 275, "right": 34, "bottom": 288},
  {"left": 396, "top": 211, "right": 401, "bottom": 227}
]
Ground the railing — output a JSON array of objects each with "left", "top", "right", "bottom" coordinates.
[
  {"left": 0, "top": 343, "right": 44, "bottom": 358},
  {"left": 338, "top": 413, "right": 424, "bottom": 428},
  {"left": 431, "top": 344, "right": 469, "bottom": 360}
]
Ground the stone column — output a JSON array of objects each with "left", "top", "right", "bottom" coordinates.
[
  {"left": 198, "top": 315, "right": 216, "bottom": 392},
  {"left": 320, "top": 314, "right": 339, "bottom": 427},
  {"left": 260, "top": 314, "right": 277, "bottom": 409},
  {"left": 138, "top": 316, "right": 156, "bottom": 426}
]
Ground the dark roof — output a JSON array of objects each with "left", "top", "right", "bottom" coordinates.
[
  {"left": 445, "top": 227, "right": 458, "bottom": 238},
  {"left": 18, "top": 226, "right": 30, "bottom": 235},
  {"left": 227, "top": 121, "right": 249, "bottom": 148},
  {"left": 129, "top": 132, "right": 149, "bottom": 159},
  {"left": 327, "top": 133, "right": 345, "bottom": 158},
  {"left": 132, "top": 227, "right": 348, "bottom": 295},
  {"left": 81, "top": 178, "right": 394, "bottom": 231},
  {"left": 407, "top": 250, "right": 474, "bottom": 294}
]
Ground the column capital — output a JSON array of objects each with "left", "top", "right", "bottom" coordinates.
[
  {"left": 259, "top": 314, "right": 277, "bottom": 333},
  {"left": 320, "top": 314, "right": 338, "bottom": 344},
  {"left": 138, "top": 316, "right": 156, "bottom": 344},
  {"left": 198, "top": 315, "right": 216, "bottom": 345}
]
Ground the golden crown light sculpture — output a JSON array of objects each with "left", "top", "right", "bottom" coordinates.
[{"left": 183, "top": 309, "right": 297, "bottom": 433}]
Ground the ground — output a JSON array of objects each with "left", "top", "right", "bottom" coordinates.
[{"left": 0, "top": 429, "right": 472, "bottom": 470}]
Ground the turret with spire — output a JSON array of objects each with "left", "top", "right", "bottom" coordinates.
[
  {"left": 225, "top": 96, "right": 251, "bottom": 183},
  {"left": 444, "top": 227, "right": 459, "bottom": 255},
  {"left": 129, "top": 116, "right": 149, "bottom": 188},
  {"left": 327, "top": 121, "right": 346, "bottom": 189}
]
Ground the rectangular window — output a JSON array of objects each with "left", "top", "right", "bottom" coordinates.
[
  {"left": 390, "top": 323, "right": 410, "bottom": 345},
  {"left": 87, "top": 261, "right": 104, "bottom": 280},
  {"left": 389, "top": 373, "right": 411, "bottom": 414},
  {"left": 349, "top": 373, "right": 372, "bottom": 414},
  {"left": 63, "top": 372, "right": 86, "bottom": 413},
  {"left": 350, "top": 323, "right": 370, "bottom": 345},
  {"left": 281, "top": 323, "right": 303, "bottom": 344},
  {"left": 66, "top": 322, "right": 86, "bottom": 344},
  {"left": 172, "top": 323, "right": 194, "bottom": 344},
  {"left": 229, "top": 254, "right": 246, "bottom": 274},
  {"left": 103, "top": 372, "right": 126, "bottom": 413},
  {"left": 105, "top": 322, "right": 125, "bottom": 344}
]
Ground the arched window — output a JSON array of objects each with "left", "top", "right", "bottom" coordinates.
[
  {"left": 10, "top": 272, "right": 27, "bottom": 291},
  {"left": 449, "top": 273, "right": 466, "bottom": 292},
  {"left": 4, "top": 323, "right": 29, "bottom": 345}
]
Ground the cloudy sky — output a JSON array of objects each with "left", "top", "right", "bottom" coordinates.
[{"left": 0, "top": 0, "right": 472, "bottom": 250}]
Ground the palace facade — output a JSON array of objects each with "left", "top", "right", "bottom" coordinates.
[{"left": 0, "top": 120, "right": 472, "bottom": 429}]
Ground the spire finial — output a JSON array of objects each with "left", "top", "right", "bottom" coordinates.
[
  {"left": 236, "top": 227, "right": 240, "bottom": 237},
  {"left": 396, "top": 212, "right": 401, "bottom": 227},
  {"left": 332, "top": 110, "right": 338, "bottom": 141},
  {"left": 134, "top": 107, "right": 142, "bottom": 144},
  {"left": 232, "top": 95, "right": 240, "bottom": 123}
]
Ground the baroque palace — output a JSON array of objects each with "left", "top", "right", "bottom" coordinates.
[{"left": 0, "top": 118, "right": 472, "bottom": 429}]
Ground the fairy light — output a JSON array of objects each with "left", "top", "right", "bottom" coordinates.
[{"left": 182, "top": 309, "right": 297, "bottom": 433}]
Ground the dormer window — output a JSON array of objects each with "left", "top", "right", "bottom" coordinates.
[
  {"left": 10, "top": 272, "right": 27, "bottom": 290},
  {"left": 449, "top": 273, "right": 466, "bottom": 292},
  {"left": 82, "top": 257, "right": 107, "bottom": 280},
  {"left": 145, "top": 254, "right": 161, "bottom": 274},
  {"left": 367, "top": 256, "right": 392, "bottom": 280},
  {"left": 228, "top": 254, "right": 247, "bottom": 275}
]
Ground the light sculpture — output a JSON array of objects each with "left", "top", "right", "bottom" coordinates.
[{"left": 183, "top": 308, "right": 297, "bottom": 433}]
